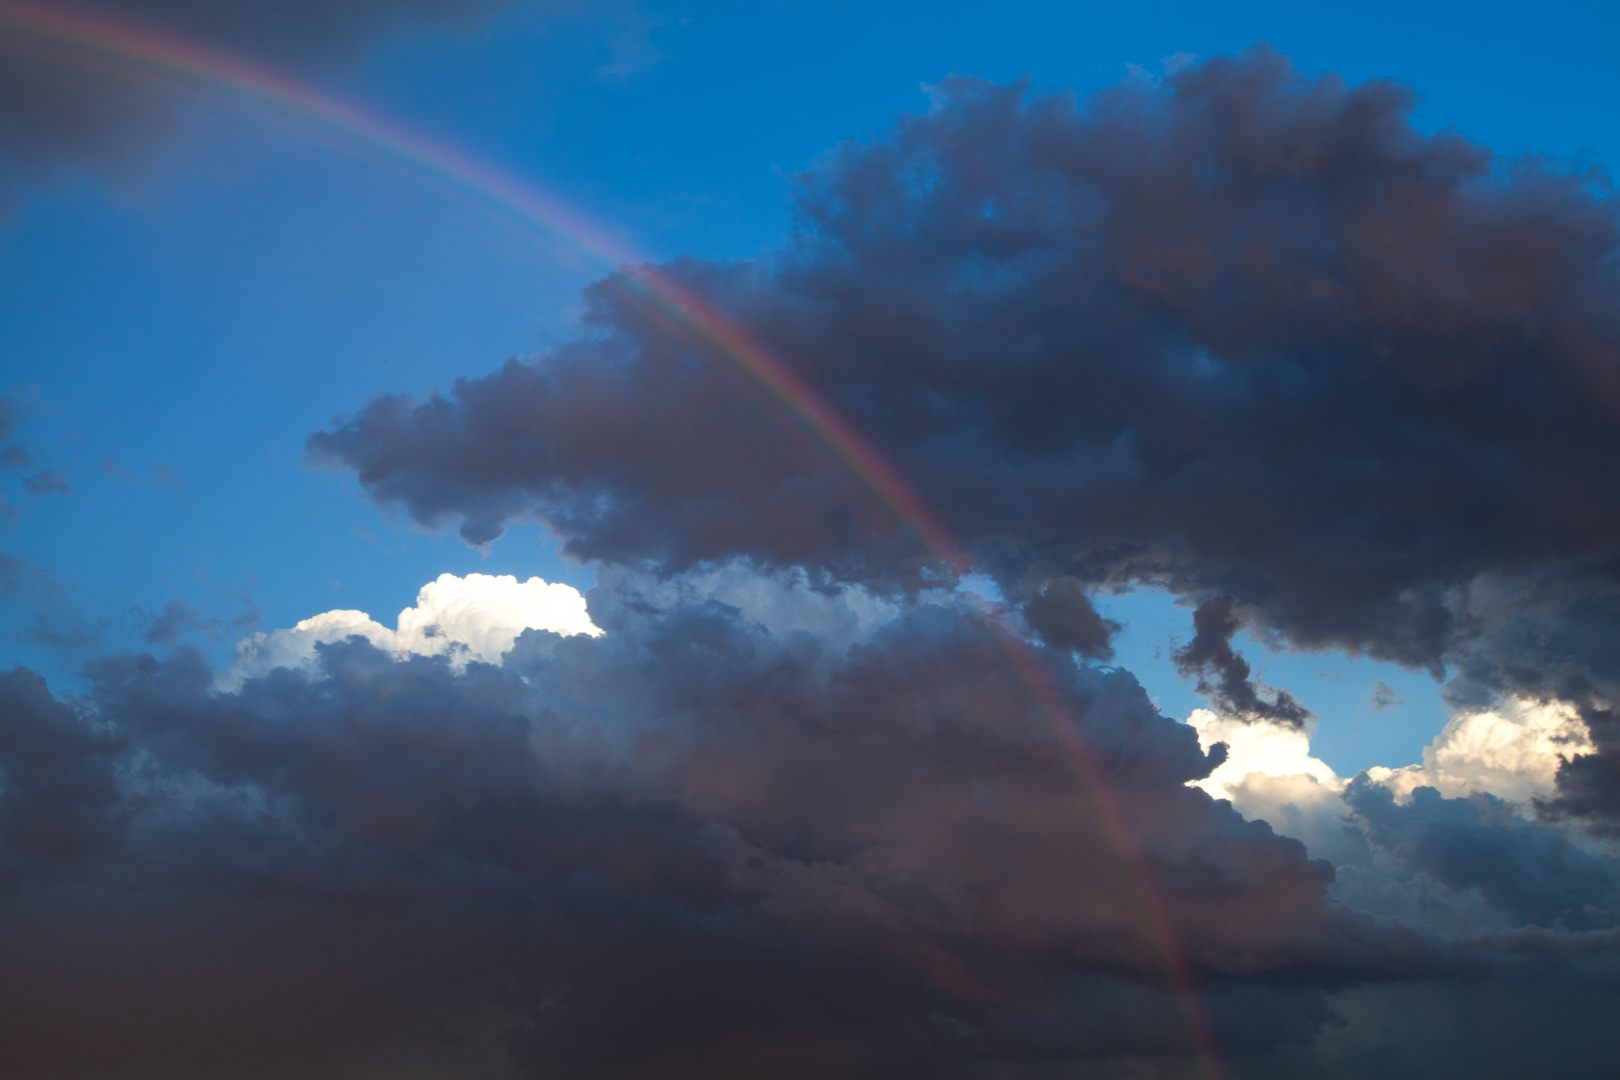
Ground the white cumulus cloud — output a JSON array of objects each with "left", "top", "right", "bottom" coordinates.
[
  {"left": 1182, "top": 693, "right": 1596, "bottom": 860},
  {"left": 219, "top": 573, "right": 600, "bottom": 690},
  {"left": 1365, "top": 697, "right": 1594, "bottom": 805},
  {"left": 1185, "top": 709, "right": 1355, "bottom": 858}
]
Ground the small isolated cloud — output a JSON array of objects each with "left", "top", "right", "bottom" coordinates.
[
  {"left": 1173, "top": 596, "right": 1314, "bottom": 728},
  {"left": 219, "top": 571, "right": 600, "bottom": 689},
  {"left": 1022, "top": 577, "right": 1118, "bottom": 658},
  {"left": 143, "top": 599, "right": 200, "bottom": 644},
  {"left": 0, "top": 552, "right": 58, "bottom": 599},
  {"left": 1370, "top": 679, "right": 1405, "bottom": 711},
  {"left": 0, "top": 395, "right": 29, "bottom": 468},
  {"left": 140, "top": 595, "right": 261, "bottom": 646},
  {"left": 99, "top": 456, "right": 135, "bottom": 480},
  {"left": 22, "top": 469, "right": 69, "bottom": 496}
]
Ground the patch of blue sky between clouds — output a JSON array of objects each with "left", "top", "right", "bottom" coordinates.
[{"left": 1095, "top": 588, "right": 1449, "bottom": 778}]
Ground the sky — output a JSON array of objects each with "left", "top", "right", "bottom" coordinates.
[{"left": 4, "top": 2, "right": 1620, "bottom": 1077}]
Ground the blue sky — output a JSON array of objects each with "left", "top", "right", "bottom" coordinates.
[{"left": 2, "top": 0, "right": 1615, "bottom": 765}]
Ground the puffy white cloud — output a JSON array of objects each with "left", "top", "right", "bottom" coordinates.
[
  {"left": 219, "top": 573, "right": 600, "bottom": 690},
  {"left": 394, "top": 572, "right": 600, "bottom": 661},
  {"left": 1185, "top": 709, "right": 1357, "bottom": 861},
  {"left": 1180, "top": 693, "right": 1596, "bottom": 864},
  {"left": 1188, "top": 708, "right": 1341, "bottom": 802},
  {"left": 1366, "top": 698, "right": 1594, "bottom": 805}
]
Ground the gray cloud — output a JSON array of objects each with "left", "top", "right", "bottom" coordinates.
[
  {"left": 1344, "top": 778, "right": 1619, "bottom": 932},
  {"left": 1369, "top": 680, "right": 1403, "bottom": 712},
  {"left": 22, "top": 468, "right": 69, "bottom": 496},
  {"left": 0, "top": 394, "right": 31, "bottom": 468},
  {"left": 1173, "top": 595, "right": 1314, "bottom": 728},
  {"left": 1022, "top": 576, "right": 1119, "bottom": 659},
  {"left": 311, "top": 47, "right": 1620, "bottom": 822},
  {"left": 0, "top": 568, "right": 1497, "bottom": 1078},
  {"left": 139, "top": 595, "right": 260, "bottom": 645}
]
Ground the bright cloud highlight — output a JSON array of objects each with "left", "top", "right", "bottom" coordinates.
[
  {"left": 1366, "top": 698, "right": 1595, "bottom": 805},
  {"left": 220, "top": 572, "right": 600, "bottom": 689}
]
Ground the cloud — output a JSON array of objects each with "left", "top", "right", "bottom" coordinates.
[
  {"left": 0, "top": 394, "right": 27, "bottom": 466},
  {"left": 1173, "top": 596, "right": 1315, "bottom": 728},
  {"left": 218, "top": 571, "right": 599, "bottom": 689},
  {"left": 1368, "top": 697, "right": 1594, "bottom": 806},
  {"left": 0, "top": 0, "right": 527, "bottom": 207},
  {"left": 1189, "top": 708, "right": 1340, "bottom": 803},
  {"left": 1344, "top": 779, "right": 1620, "bottom": 932},
  {"left": 99, "top": 455, "right": 134, "bottom": 480},
  {"left": 21, "top": 468, "right": 68, "bottom": 496},
  {"left": 7, "top": 41, "right": 1619, "bottom": 1075},
  {"left": 310, "top": 46, "right": 1620, "bottom": 826},
  {"left": 0, "top": 566, "right": 1510, "bottom": 1078},
  {"left": 1178, "top": 688, "right": 1620, "bottom": 942},
  {"left": 141, "top": 595, "right": 261, "bottom": 646},
  {"left": 1022, "top": 576, "right": 1118, "bottom": 658},
  {"left": 1369, "top": 680, "right": 1403, "bottom": 712}
]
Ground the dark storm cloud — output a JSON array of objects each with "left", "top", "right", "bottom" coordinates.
[
  {"left": 312, "top": 46, "right": 1620, "bottom": 818},
  {"left": 1172, "top": 596, "right": 1313, "bottom": 728},
  {"left": 1344, "top": 778, "right": 1619, "bottom": 931},
  {"left": 1022, "top": 575, "right": 1119, "bottom": 658},
  {"left": 0, "top": 667, "right": 123, "bottom": 872},
  {"left": 0, "top": 571, "right": 1487, "bottom": 1078},
  {"left": 0, "top": 0, "right": 522, "bottom": 203}
]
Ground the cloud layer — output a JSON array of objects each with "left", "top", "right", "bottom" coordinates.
[
  {"left": 6, "top": 567, "right": 1620, "bottom": 1077},
  {"left": 0, "top": 569, "right": 1446, "bottom": 1077}
]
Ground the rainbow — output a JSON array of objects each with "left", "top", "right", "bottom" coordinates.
[{"left": 0, "top": 2, "right": 1223, "bottom": 1072}]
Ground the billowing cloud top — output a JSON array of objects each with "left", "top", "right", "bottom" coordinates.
[{"left": 220, "top": 571, "right": 600, "bottom": 688}]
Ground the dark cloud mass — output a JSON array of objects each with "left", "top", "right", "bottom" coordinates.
[
  {"left": 0, "top": 572, "right": 1484, "bottom": 1078},
  {"left": 1023, "top": 575, "right": 1120, "bottom": 658},
  {"left": 1344, "top": 778, "right": 1619, "bottom": 932},
  {"left": 4, "top": 568, "right": 1619, "bottom": 1077},
  {"left": 1173, "top": 596, "right": 1313, "bottom": 728},
  {"left": 312, "top": 47, "right": 1620, "bottom": 821}
]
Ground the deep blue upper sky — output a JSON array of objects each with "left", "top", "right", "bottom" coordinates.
[{"left": 3, "top": 0, "right": 1615, "bottom": 771}]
